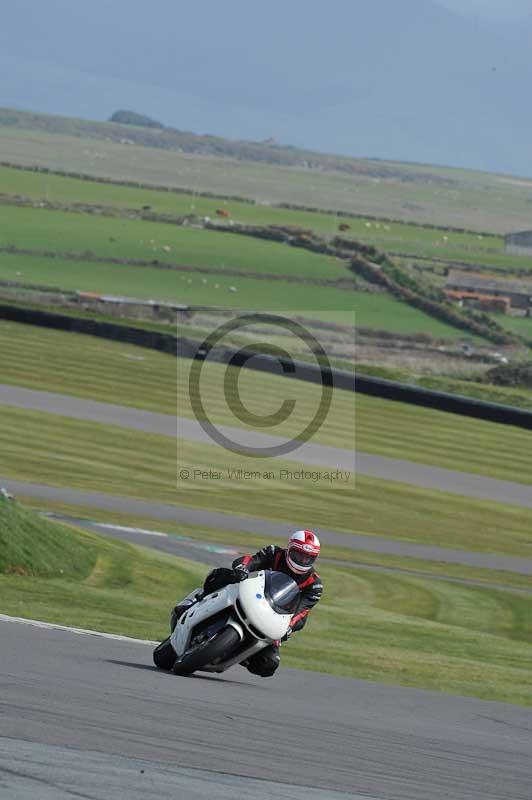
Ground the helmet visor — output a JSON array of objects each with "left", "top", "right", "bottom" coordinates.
[{"left": 289, "top": 548, "right": 316, "bottom": 569}]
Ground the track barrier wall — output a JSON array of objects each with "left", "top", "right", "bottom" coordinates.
[{"left": 3, "top": 304, "right": 532, "bottom": 431}]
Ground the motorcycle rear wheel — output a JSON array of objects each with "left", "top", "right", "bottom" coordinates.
[{"left": 173, "top": 626, "right": 240, "bottom": 676}]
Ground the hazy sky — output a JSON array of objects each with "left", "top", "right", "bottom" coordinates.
[
  {"left": 2, "top": 0, "right": 531, "bottom": 176},
  {"left": 438, "top": 0, "right": 532, "bottom": 18}
]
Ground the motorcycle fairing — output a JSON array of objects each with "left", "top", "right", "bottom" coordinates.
[
  {"left": 239, "top": 572, "right": 292, "bottom": 640},
  {"left": 171, "top": 582, "right": 241, "bottom": 658}
]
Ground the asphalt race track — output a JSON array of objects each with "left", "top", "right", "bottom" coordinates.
[
  {"left": 1, "top": 620, "right": 532, "bottom": 800},
  {"left": 3, "top": 384, "right": 532, "bottom": 509}
]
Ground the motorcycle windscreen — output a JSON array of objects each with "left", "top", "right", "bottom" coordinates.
[{"left": 264, "top": 571, "right": 300, "bottom": 615}]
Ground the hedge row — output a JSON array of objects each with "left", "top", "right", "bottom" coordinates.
[
  {"left": 210, "top": 221, "right": 517, "bottom": 346},
  {"left": 349, "top": 257, "right": 515, "bottom": 345},
  {"left": 0, "top": 192, "right": 195, "bottom": 227}
]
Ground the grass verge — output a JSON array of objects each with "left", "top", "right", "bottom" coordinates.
[
  {"left": 0, "top": 319, "right": 177, "bottom": 411},
  {"left": 0, "top": 321, "right": 358, "bottom": 449},
  {"left": 18, "top": 496, "right": 532, "bottom": 593},
  {"left": 0, "top": 496, "right": 205, "bottom": 640},
  {"left": 0, "top": 406, "right": 353, "bottom": 535},
  {"left": 2, "top": 403, "right": 532, "bottom": 555},
  {"left": 2, "top": 403, "right": 532, "bottom": 560},
  {"left": 354, "top": 392, "right": 532, "bottom": 485},
  {"left": 0, "top": 494, "right": 96, "bottom": 578}
]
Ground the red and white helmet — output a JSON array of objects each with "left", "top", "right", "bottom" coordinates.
[{"left": 286, "top": 530, "right": 321, "bottom": 575}]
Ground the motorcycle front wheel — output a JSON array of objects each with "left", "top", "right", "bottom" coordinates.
[
  {"left": 153, "top": 637, "right": 176, "bottom": 670},
  {"left": 172, "top": 626, "right": 240, "bottom": 676}
]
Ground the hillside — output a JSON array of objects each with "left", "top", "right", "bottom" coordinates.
[
  {"left": 2, "top": 109, "right": 532, "bottom": 233},
  {"left": 1, "top": 0, "right": 532, "bottom": 176},
  {"left": 0, "top": 107, "right": 483, "bottom": 180}
]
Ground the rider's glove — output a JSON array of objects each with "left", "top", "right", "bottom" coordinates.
[
  {"left": 281, "top": 627, "right": 293, "bottom": 643},
  {"left": 233, "top": 566, "right": 248, "bottom": 583}
]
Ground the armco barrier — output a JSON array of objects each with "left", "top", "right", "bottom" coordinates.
[
  {"left": 0, "top": 305, "right": 178, "bottom": 355},
  {"left": 3, "top": 304, "right": 532, "bottom": 430},
  {"left": 353, "top": 373, "right": 532, "bottom": 430},
  {"left": 186, "top": 344, "right": 532, "bottom": 430}
]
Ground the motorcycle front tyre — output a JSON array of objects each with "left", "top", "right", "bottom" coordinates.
[
  {"left": 153, "top": 637, "right": 176, "bottom": 670},
  {"left": 173, "top": 626, "right": 240, "bottom": 676}
]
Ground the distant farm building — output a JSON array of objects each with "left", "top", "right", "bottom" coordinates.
[
  {"left": 445, "top": 271, "right": 532, "bottom": 315},
  {"left": 444, "top": 290, "right": 511, "bottom": 314},
  {"left": 504, "top": 230, "right": 532, "bottom": 257}
]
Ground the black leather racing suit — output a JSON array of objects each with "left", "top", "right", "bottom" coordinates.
[{"left": 232, "top": 545, "right": 323, "bottom": 677}]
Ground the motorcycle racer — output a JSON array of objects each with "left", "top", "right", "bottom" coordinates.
[{"left": 171, "top": 530, "right": 323, "bottom": 678}]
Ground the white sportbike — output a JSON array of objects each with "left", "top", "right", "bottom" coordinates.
[{"left": 152, "top": 570, "right": 298, "bottom": 675}]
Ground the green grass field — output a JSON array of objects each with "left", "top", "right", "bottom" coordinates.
[
  {"left": 4, "top": 164, "right": 532, "bottom": 274},
  {"left": 0, "top": 495, "right": 206, "bottom": 639},
  {"left": 0, "top": 320, "right": 357, "bottom": 449},
  {"left": 2, "top": 497, "right": 531, "bottom": 705},
  {"left": 354, "top": 392, "right": 532, "bottom": 484},
  {"left": 0, "top": 164, "right": 504, "bottom": 246},
  {"left": 176, "top": 359, "right": 532, "bottom": 487},
  {"left": 489, "top": 313, "right": 532, "bottom": 342},
  {"left": 0, "top": 252, "right": 477, "bottom": 335},
  {"left": 4, "top": 166, "right": 530, "bottom": 342},
  {"left": 300, "top": 564, "right": 532, "bottom": 704},
  {"left": 0, "top": 496, "right": 96, "bottom": 578},
  {"left": 0, "top": 320, "right": 177, "bottom": 412},
  {"left": 0, "top": 205, "right": 346, "bottom": 279},
  {"left": 0, "top": 252, "right": 361, "bottom": 324}
]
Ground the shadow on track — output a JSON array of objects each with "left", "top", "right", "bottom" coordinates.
[
  {"left": 105, "top": 659, "right": 257, "bottom": 686},
  {"left": 105, "top": 659, "right": 159, "bottom": 673}
]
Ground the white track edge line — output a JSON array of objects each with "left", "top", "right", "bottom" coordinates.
[
  {"left": 91, "top": 522, "right": 169, "bottom": 538},
  {"left": 0, "top": 614, "right": 158, "bottom": 645}
]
